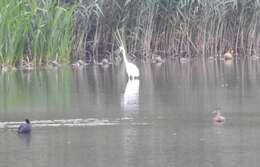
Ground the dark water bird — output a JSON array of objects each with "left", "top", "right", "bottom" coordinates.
[
  {"left": 48, "top": 60, "right": 60, "bottom": 68},
  {"left": 99, "top": 58, "right": 110, "bottom": 68},
  {"left": 21, "top": 56, "right": 33, "bottom": 70},
  {"left": 18, "top": 119, "right": 31, "bottom": 133},
  {"left": 94, "top": 58, "right": 110, "bottom": 68},
  {"left": 101, "top": 58, "right": 109, "bottom": 65},
  {"left": 152, "top": 55, "right": 165, "bottom": 64}
]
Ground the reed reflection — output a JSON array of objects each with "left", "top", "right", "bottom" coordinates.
[{"left": 18, "top": 133, "right": 31, "bottom": 146}]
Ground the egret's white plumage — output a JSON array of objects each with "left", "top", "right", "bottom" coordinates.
[{"left": 119, "top": 46, "right": 140, "bottom": 79}]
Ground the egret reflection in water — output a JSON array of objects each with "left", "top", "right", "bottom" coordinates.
[
  {"left": 122, "top": 79, "right": 140, "bottom": 113},
  {"left": 121, "top": 79, "right": 140, "bottom": 163}
]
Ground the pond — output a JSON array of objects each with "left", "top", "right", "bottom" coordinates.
[{"left": 0, "top": 58, "right": 260, "bottom": 167}]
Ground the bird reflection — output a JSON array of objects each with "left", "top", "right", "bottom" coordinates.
[
  {"left": 224, "top": 59, "right": 233, "bottom": 66},
  {"left": 122, "top": 79, "right": 140, "bottom": 114},
  {"left": 121, "top": 79, "right": 139, "bottom": 164},
  {"left": 18, "top": 133, "right": 31, "bottom": 146}
]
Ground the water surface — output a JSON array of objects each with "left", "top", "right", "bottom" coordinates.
[{"left": 1, "top": 58, "right": 260, "bottom": 167}]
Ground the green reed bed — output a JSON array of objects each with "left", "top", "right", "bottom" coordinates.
[{"left": 0, "top": 0, "right": 74, "bottom": 66}]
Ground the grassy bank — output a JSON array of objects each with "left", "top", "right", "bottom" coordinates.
[
  {"left": 1, "top": 0, "right": 260, "bottom": 67},
  {"left": 0, "top": 0, "right": 74, "bottom": 66}
]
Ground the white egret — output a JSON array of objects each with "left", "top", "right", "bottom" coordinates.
[
  {"left": 119, "top": 46, "right": 140, "bottom": 79},
  {"left": 48, "top": 60, "right": 60, "bottom": 68}
]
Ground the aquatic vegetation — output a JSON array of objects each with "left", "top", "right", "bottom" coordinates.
[
  {"left": 72, "top": 0, "right": 260, "bottom": 61},
  {"left": 1, "top": 0, "right": 260, "bottom": 67},
  {"left": 0, "top": 0, "right": 74, "bottom": 66}
]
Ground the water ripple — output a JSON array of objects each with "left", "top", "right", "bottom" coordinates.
[{"left": 0, "top": 118, "right": 149, "bottom": 129}]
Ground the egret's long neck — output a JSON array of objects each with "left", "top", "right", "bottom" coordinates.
[{"left": 122, "top": 49, "right": 128, "bottom": 64}]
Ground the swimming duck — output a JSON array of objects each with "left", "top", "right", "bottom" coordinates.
[
  {"left": 18, "top": 119, "right": 31, "bottom": 133},
  {"left": 48, "top": 60, "right": 60, "bottom": 68},
  {"left": 152, "top": 55, "right": 165, "bottom": 64},
  {"left": 224, "top": 50, "right": 233, "bottom": 60},
  {"left": 72, "top": 59, "right": 88, "bottom": 68},
  {"left": 212, "top": 111, "right": 225, "bottom": 123}
]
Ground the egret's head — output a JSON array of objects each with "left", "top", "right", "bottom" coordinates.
[{"left": 119, "top": 46, "right": 125, "bottom": 52}]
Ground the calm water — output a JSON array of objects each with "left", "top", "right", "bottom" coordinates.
[{"left": 1, "top": 58, "right": 260, "bottom": 167}]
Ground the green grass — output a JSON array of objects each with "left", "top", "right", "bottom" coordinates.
[{"left": 0, "top": 0, "right": 74, "bottom": 66}]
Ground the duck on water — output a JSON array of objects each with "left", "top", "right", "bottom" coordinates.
[
  {"left": 212, "top": 111, "right": 225, "bottom": 123},
  {"left": 18, "top": 119, "right": 31, "bottom": 134}
]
